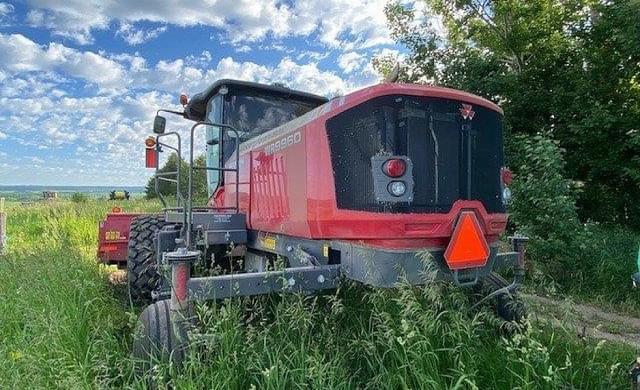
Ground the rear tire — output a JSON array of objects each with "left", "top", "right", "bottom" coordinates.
[
  {"left": 127, "top": 215, "right": 167, "bottom": 303},
  {"left": 132, "top": 300, "right": 185, "bottom": 375}
]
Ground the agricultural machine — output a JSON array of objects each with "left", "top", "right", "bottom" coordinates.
[
  {"left": 97, "top": 79, "right": 528, "bottom": 366},
  {"left": 109, "top": 190, "right": 131, "bottom": 200}
]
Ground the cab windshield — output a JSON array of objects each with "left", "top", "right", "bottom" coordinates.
[{"left": 221, "top": 89, "right": 320, "bottom": 162}]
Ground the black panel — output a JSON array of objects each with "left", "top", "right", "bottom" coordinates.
[{"left": 325, "top": 95, "right": 505, "bottom": 214}]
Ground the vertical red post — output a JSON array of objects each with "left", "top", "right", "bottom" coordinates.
[{"left": 166, "top": 249, "right": 198, "bottom": 357}]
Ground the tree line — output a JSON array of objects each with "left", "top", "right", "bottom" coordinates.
[{"left": 378, "top": 0, "right": 640, "bottom": 229}]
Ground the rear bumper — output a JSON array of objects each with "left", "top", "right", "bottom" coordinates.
[
  {"left": 247, "top": 230, "right": 523, "bottom": 289},
  {"left": 333, "top": 241, "right": 518, "bottom": 287},
  {"left": 153, "top": 231, "right": 527, "bottom": 302}
]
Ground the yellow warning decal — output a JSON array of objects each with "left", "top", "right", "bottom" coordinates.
[
  {"left": 323, "top": 245, "right": 329, "bottom": 258},
  {"left": 105, "top": 231, "right": 120, "bottom": 240},
  {"left": 260, "top": 236, "right": 277, "bottom": 251}
]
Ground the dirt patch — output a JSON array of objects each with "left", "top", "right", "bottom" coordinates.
[{"left": 525, "top": 293, "right": 640, "bottom": 348}]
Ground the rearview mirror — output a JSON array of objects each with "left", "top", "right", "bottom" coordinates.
[{"left": 153, "top": 115, "right": 166, "bottom": 134}]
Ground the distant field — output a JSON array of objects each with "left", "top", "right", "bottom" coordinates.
[
  {"left": 0, "top": 199, "right": 635, "bottom": 389},
  {"left": 0, "top": 185, "right": 146, "bottom": 201}
]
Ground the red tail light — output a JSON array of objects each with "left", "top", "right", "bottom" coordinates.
[
  {"left": 382, "top": 158, "right": 406, "bottom": 177},
  {"left": 145, "top": 148, "right": 158, "bottom": 168}
]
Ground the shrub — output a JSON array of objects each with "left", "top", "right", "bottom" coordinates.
[
  {"left": 70, "top": 192, "right": 88, "bottom": 203},
  {"left": 508, "top": 134, "right": 582, "bottom": 283},
  {"left": 509, "top": 134, "right": 640, "bottom": 305},
  {"left": 509, "top": 133, "right": 581, "bottom": 239}
]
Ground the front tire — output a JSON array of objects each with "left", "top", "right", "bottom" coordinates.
[
  {"left": 132, "top": 300, "right": 185, "bottom": 375},
  {"left": 127, "top": 215, "right": 166, "bottom": 303}
]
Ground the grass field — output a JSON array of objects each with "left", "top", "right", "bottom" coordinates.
[{"left": 0, "top": 199, "right": 636, "bottom": 389}]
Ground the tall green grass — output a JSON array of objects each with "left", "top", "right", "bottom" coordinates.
[
  {"left": 0, "top": 200, "right": 158, "bottom": 388},
  {"left": 526, "top": 224, "right": 640, "bottom": 314},
  {"left": 0, "top": 199, "right": 635, "bottom": 389}
]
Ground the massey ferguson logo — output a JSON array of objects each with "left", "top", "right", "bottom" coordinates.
[{"left": 460, "top": 104, "right": 475, "bottom": 120}]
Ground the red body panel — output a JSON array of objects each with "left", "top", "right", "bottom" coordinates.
[
  {"left": 97, "top": 212, "right": 140, "bottom": 265},
  {"left": 217, "top": 83, "right": 508, "bottom": 250}
]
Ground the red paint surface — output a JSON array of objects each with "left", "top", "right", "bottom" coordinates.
[
  {"left": 173, "top": 263, "right": 189, "bottom": 302},
  {"left": 217, "top": 83, "right": 509, "bottom": 251},
  {"left": 97, "top": 212, "right": 140, "bottom": 264}
]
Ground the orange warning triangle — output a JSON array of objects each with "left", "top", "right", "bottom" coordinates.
[{"left": 444, "top": 211, "right": 490, "bottom": 270}]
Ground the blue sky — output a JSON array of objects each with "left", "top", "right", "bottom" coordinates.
[{"left": 0, "top": 0, "right": 420, "bottom": 186}]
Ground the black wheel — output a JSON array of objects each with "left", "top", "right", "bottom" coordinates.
[
  {"left": 483, "top": 272, "right": 527, "bottom": 323},
  {"left": 132, "top": 300, "right": 185, "bottom": 374},
  {"left": 127, "top": 215, "right": 167, "bottom": 303}
]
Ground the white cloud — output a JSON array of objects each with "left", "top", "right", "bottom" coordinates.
[
  {"left": 0, "top": 33, "right": 365, "bottom": 98},
  {"left": 293, "top": 0, "right": 393, "bottom": 49},
  {"left": 29, "top": 156, "right": 45, "bottom": 164},
  {"left": 0, "top": 22, "right": 389, "bottom": 185},
  {"left": 0, "top": 2, "right": 12, "bottom": 17},
  {"left": 235, "top": 45, "right": 252, "bottom": 53},
  {"left": 0, "top": 2, "right": 12, "bottom": 15},
  {"left": 25, "top": 6, "right": 108, "bottom": 45},
  {"left": 185, "top": 50, "right": 213, "bottom": 68},
  {"left": 296, "top": 50, "right": 330, "bottom": 62},
  {"left": 338, "top": 51, "right": 366, "bottom": 74},
  {"left": 0, "top": 34, "right": 125, "bottom": 89},
  {"left": 0, "top": 2, "right": 14, "bottom": 26},
  {"left": 116, "top": 23, "right": 167, "bottom": 45},
  {"left": 24, "top": 0, "right": 393, "bottom": 49}
]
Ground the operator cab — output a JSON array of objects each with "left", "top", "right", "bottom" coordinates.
[{"left": 184, "top": 80, "right": 328, "bottom": 195}]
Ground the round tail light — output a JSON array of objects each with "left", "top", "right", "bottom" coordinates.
[{"left": 382, "top": 158, "right": 406, "bottom": 178}]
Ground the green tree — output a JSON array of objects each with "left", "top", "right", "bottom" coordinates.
[
  {"left": 382, "top": 0, "right": 640, "bottom": 228},
  {"left": 144, "top": 153, "right": 208, "bottom": 201}
]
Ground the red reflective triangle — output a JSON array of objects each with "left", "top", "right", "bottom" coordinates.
[{"left": 444, "top": 211, "right": 489, "bottom": 270}]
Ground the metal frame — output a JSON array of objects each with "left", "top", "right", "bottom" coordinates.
[
  {"left": 185, "top": 121, "right": 242, "bottom": 247},
  {"left": 189, "top": 264, "right": 341, "bottom": 300},
  {"left": 157, "top": 227, "right": 527, "bottom": 303},
  {"left": 153, "top": 131, "right": 182, "bottom": 210}
]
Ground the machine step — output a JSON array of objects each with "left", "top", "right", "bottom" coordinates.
[{"left": 164, "top": 210, "right": 248, "bottom": 245}]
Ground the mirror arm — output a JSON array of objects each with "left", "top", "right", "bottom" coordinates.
[{"left": 157, "top": 109, "right": 186, "bottom": 118}]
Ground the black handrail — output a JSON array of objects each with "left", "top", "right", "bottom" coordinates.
[
  {"left": 187, "top": 121, "right": 241, "bottom": 248},
  {"left": 153, "top": 132, "right": 182, "bottom": 210}
]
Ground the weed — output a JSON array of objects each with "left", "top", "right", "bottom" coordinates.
[{"left": 0, "top": 199, "right": 635, "bottom": 389}]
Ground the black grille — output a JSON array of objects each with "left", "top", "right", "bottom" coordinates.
[{"left": 325, "top": 95, "right": 505, "bottom": 214}]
